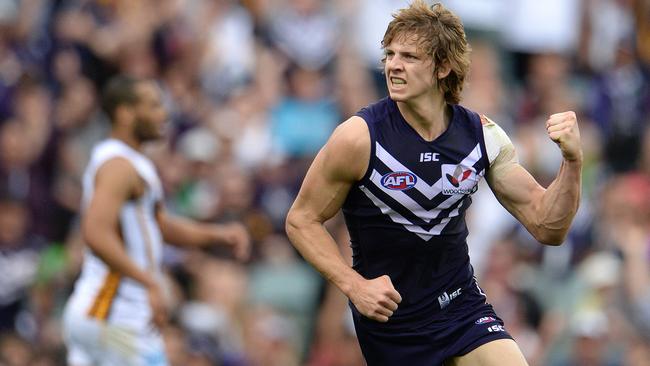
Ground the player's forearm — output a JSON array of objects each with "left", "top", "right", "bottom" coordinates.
[
  {"left": 535, "top": 159, "right": 582, "bottom": 244},
  {"left": 159, "top": 214, "right": 216, "bottom": 247},
  {"left": 83, "top": 228, "right": 156, "bottom": 288},
  {"left": 286, "top": 214, "right": 364, "bottom": 296}
]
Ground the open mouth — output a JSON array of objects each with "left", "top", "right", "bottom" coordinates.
[{"left": 390, "top": 77, "right": 406, "bottom": 85}]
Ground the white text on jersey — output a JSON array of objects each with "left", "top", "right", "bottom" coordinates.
[{"left": 419, "top": 152, "right": 440, "bottom": 162}]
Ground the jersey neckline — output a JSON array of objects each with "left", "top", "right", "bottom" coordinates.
[{"left": 388, "top": 98, "right": 458, "bottom": 144}]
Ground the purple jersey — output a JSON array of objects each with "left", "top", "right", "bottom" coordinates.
[{"left": 343, "top": 97, "right": 490, "bottom": 329}]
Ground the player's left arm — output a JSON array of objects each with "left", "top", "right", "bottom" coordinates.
[
  {"left": 486, "top": 112, "right": 582, "bottom": 245},
  {"left": 155, "top": 206, "right": 250, "bottom": 261}
]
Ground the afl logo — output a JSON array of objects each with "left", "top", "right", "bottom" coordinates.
[
  {"left": 381, "top": 171, "right": 417, "bottom": 191},
  {"left": 475, "top": 316, "right": 497, "bottom": 324}
]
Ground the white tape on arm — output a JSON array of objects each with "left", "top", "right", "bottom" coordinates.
[{"left": 481, "top": 117, "right": 518, "bottom": 173}]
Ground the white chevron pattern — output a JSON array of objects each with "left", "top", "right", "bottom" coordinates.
[
  {"left": 375, "top": 142, "right": 482, "bottom": 200},
  {"left": 360, "top": 186, "right": 467, "bottom": 241},
  {"left": 369, "top": 169, "right": 460, "bottom": 223},
  {"left": 362, "top": 143, "right": 484, "bottom": 240}
]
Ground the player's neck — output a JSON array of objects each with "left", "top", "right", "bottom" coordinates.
[
  {"left": 396, "top": 94, "right": 450, "bottom": 142},
  {"left": 110, "top": 130, "right": 142, "bottom": 151}
]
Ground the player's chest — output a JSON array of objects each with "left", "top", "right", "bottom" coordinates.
[{"left": 371, "top": 141, "right": 485, "bottom": 197}]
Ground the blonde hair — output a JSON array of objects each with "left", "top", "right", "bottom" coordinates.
[{"left": 382, "top": 1, "right": 471, "bottom": 104}]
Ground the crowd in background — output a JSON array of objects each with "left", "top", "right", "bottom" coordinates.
[{"left": 0, "top": 0, "right": 649, "bottom": 365}]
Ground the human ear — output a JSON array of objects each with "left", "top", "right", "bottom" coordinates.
[{"left": 437, "top": 61, "right": 451, "bottom": 79}]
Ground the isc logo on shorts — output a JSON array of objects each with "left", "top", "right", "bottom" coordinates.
[
  {"left": 438, "top": 288, "right": 462, "bottom": 309},
  {"left": 487, "top": 324, "right": 505, "bottom": 333}
]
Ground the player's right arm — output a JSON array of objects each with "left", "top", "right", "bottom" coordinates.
[
  {"left": 286, "top": 117, "right": 402, "bottom": 322},
  {"left": 485, "top": 113, "right": 582, "bottom": 245},
  {"left": 81, "top": 157, "right": 166, "bottom": 327}
]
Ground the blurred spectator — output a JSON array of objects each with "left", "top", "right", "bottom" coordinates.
[
  {"left": 332, "top": 46, "right": 378, "bottom": 118},
  {"left": 560, "top": 310, "right": 620, "bottom": 366},
  {"left": 348, "top": 0, "right": 409, "bottom": 95},
  {"left": 606, "top": 174, "right": 650, "bottom": 338},
  {"left": 270, "top": 65, "right": 340, "bottom": 158},
  {"left": 214, "top": 88, "right": 277, "bottom": 171},
  {"left": 634, "top": 0, "right": 650, "bottom": 66},
  {"left": 0, "top": 77, "right": 61, "bottom": 241},
  {"left": 579, "top": 0, "right": 634, "bottom": 72},
  {"left": 266, "top": 0, "right": 340, "bottom": 70},
  {"left": 182, "top": 256, "right": 249, "bottom": 358},
  {"left": 54, "top": 77, "right": 107, "bottom": 216},
  {"left": 174, "top": 126, "right": 223, "bottom": 220},
  {"left": 443, "top": 0, "right": 504, "bottom": 35},
  {"left": 500, "top": 0, "right": 582, "bottom": 82},
  {"left": 0, "top": 331, "right": 33, "bottom": 366},
  {"left": 0, "top": 197, "right": 44, "bottom": 332},
  {"left": 588, "top": 37, "right": 650, "bottom": 173},
  {"left": 243, "top": 305, "right": 302, "bottom": 366},
  {"left": 195, "top": 0, "right": 257, "bottom": 100},
  {"left": 248, "top": 234, "right": 322, "bottom": 358}
]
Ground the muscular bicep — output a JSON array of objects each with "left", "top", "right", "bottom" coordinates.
[
  {"left": 483, "top": 118, "right": 545, "bottom": 227},
  {"left": 290, "top": 117, "right": 370, "bottom": 224},
  {"left": 487, "top": 162, "right": 545, "bottom": 220},
  {"left": 292, "top": 151, "right": 354, "bottom": 224}
]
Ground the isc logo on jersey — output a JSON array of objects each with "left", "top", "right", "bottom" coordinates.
[
  {"left": 381, "top": 171, "right": 417, "bottom": 191},
  {"left": 441, "top": 164, "right": 478, "bottom": 195}
]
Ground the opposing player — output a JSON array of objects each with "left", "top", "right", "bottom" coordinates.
[
  {"left": 285, "top": 2, "right": 581, "bottom": 365},
  {"left": 62, "top": 75, "right": 250, "bottom": 366}
]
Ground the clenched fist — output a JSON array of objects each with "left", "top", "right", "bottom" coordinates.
[
  {"left": 546, "top": 111, "right": 582, "bottom": 162},
  {"left": 349, "top": 275, "right": 402, "bottom": 322},
  {"left": 211, "top": 222, "right": 251, "bottom": 261}
]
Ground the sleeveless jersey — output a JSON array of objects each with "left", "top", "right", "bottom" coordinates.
[
  {"left": 67, "top": 139, "right": 164, "bottom": 329},
  {"left": 343, "top": 97, "right": 490, "bottom": 328}
]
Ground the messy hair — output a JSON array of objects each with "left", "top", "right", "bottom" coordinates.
[{"left": 382, "top": 1, "right": 471, "bottom": 104}]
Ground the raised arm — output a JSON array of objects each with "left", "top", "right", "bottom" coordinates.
[
  {"left": 486, "top": 112, "right": 582, "bottom": 245},
  {"left": 286, "top": 117, "right": 402, "bottom": 322}
]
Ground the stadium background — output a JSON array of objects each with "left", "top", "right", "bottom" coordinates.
[{"left": 0, "top": 0, "right": 649, "bottom": 365}]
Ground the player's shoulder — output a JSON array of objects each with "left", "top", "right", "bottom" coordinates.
[
  {"left": 329, "top": 116, "right": 370, "bottom": 151},
  {"left": 451, "top": 105, "right": 496, "bottom": 135},
  {"left": 95, "top": 156, "right": 140, "bottom": 185},
  {"left": 321, "top": 116, "right": 370, "bottom": 180},
  {"left": 479, "top": 114, "right": 510, "bottom": 138},
  {"left": 480, "top": 115, "right": 498, "bottom": 127},
  {"left": 356, "top": 97, "right": 393, "bottom": 124},
  {"left": 358, "top": 96, "right": 392, "bottom": 113},
  {"left": 478, "top": 115, "right": 518, "bottom": 167}
]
